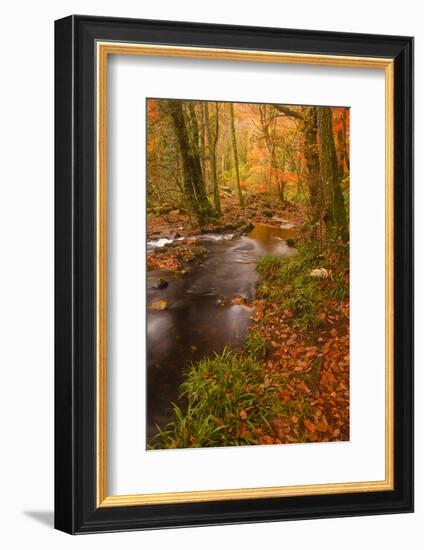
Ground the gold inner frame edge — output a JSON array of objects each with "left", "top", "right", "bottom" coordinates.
[{"left": 96, "top": 42, "right": 394, "bottom": 508}]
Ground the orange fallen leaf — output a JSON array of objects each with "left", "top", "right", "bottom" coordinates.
[
  {"left": 231, "top": 296, "right": 248, "bottom": 306},
  {"left": 239, "top": 409, "right": 248, "bottom": 420},
  {"left": 304, "top": 419, "right": 316, "bottom": 432},
  {"left": 239, "top": 423, "right": 251, "bottom": 438},
  {"left": 315, "top": 421, "right": 328, "bottom": 433}
]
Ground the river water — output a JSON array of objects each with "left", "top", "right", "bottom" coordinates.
[{"left": 146, "top": 222, "right": 296, "bottom": 442}]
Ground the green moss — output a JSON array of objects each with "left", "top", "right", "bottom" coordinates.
[{"left": 255, "top": 241, "right": 348, "bottom": 331}]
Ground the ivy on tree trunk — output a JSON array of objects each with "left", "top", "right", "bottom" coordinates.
[
  {"left": 301, "top": 106, "right": 323, "bottom": 235},
  {"left": 204, "top": 102, "right": 221, "bottom": 215},
  {"left": 317, "top": 106, "right": 348, "bottom": 241},
  {"left": 165, "top": 100, "right": 216, "bottom": 225}
]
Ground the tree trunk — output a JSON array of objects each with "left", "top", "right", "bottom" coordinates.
[
  {"left": 204, "top": 102, "right": 221, "bottom": 215},
  {"left": 229, "top": 103, "right": 244, "bottom": 207},
  {"left": 342, "top": 109, "right": 350, "bottom": 171},
  {"left": 336, "top": 128, "right": 345, "bottom": 177},
  {"left": 259, "top": 105, "right": 279, "bottom": 197},
  {"left": 165, "top": 100, "right": 215, "bottom": 225},
  {"left": 186, "top": 103, "right": 201, "bottom": 171},
  {"left": 198, "top": 103, "right": 207, "bottom": 183},
  {"left": 277, "top": 136, "right": 286, "bottom": 202},
  {"left": 317, "top": 107, "right": 348, "bottom": 241},
  {"left": 301, "top": 106, "right": 323, "bottom": 234}
]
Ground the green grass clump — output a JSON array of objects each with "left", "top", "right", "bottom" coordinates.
[
  {"left": 256, "top": 254, "right": 285, "bottom": 281},
  {"left": 149, "top": 348, "right": 287, "bottom": 449},
  {"left": 256, "top": 241, "right": 348, "bottom": 330},
  {"left": 244, "top": 329, "right": 268, "bottom": 361}
]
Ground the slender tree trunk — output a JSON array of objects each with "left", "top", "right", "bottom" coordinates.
[
  {"left": 269, "top": 123, "right": 278, "bottom": 198},
  {"left": 277, "top": 136, "right": 286, "bottom": 201},
  {"left": 342, "top": 109, "right": 350, "bottom": 171},
  {"left": 229, "top": 103, "right": 244, "bottom": 207},
  {"left": 336, "top": 128, "right": 345, "bottom": 177},
  {"left": 204, "top": 102, "right": 221, "bottom": 215},
  {"left": 258, "top": 105, "right": 272, "bottom": 188},
  {"left": 261, "top": 105, "right": 284, "bottom": 200},
  {"left": 317, "top": 107, "right": 348, "bottom": 241},
  {"left": 165, "top": 100, "right": 215, "bottom": 225},
  {"left": 186, "top": 102, "right": 202, "bottom": 180},
  {"left": 198, "top": 103, "right": 207, "bottom": 183},
  {"left": 301, "top": 106, "right": 323, "bottom": 237}
]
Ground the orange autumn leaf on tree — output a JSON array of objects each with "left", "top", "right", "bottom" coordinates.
[{"left": 146, "top": 99, "right": 350, "bottom": 450}]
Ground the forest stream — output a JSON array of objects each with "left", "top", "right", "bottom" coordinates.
[{"left": 146, "top": 222, "right": 296, "bottom": 442}]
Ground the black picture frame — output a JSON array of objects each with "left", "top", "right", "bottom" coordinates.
[{"left": 55, "top": 14, "right": 414, "bottom": 534}]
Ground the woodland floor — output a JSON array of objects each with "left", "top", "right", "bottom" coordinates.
[{"left": 147, "top": 192, "right": 349, "bottom": 447}]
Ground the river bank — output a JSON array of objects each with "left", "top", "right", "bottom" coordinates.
[
  {"left": 146, "top": 196, "right": 299, "bottom": 441},
  {"left": 146, "top": 194, "right": 349, "bottom": 448}
]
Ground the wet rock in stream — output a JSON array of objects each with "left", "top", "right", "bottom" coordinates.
[{"left": 151, "top": 278, "right": 169, "bottom": 290}]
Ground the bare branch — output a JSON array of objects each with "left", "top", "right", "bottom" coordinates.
[{"left": 273, "top": 105, "right": 303, "bottom": 120}]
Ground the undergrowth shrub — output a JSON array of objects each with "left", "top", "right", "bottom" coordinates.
[{"left": 149, "top": 348, "right": 287, "bottom": 449}]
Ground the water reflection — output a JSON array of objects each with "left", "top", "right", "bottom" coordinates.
[{"left": 248, "top": 222, "right": 295, "bottom": 252}]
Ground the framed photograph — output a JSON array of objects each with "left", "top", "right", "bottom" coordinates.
[{"left": 54, "top": 15, "right": 413, "bottom": 533}]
